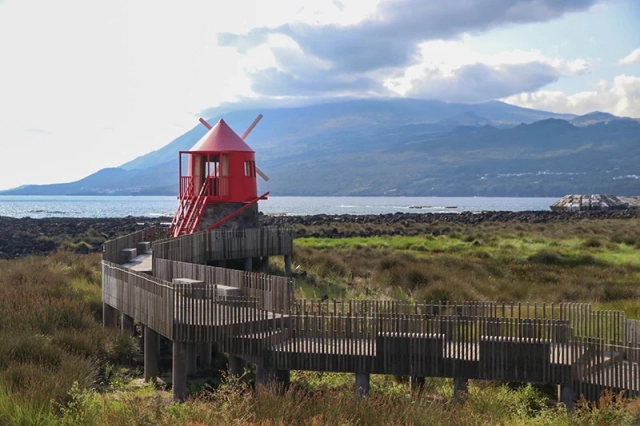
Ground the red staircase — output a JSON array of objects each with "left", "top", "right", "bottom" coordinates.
[{"left": 170, "top": 179, "right": 211, "bottom": 237}]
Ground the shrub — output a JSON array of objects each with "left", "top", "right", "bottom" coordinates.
[
  {"left": 583, "top": 237, "right": 602, "bottom": 248},
  {"left": 527, "top": 249, "right": 564, "bottom": 265}
]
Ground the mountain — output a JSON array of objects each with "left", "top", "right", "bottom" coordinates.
[
  {"left": 570, "top": 111, "right": 634, "bottom": 126},
  {"left": 4, "top": 99, "right": 639, "bottom": 197},
  {"left": 119, "top": 98, "right": 574, "bottom": 172},
  {"left": 4, "top": 162, "right": 177, "bottom": 196},
  {"left": 437, "top": 111, "right": 492, "bottom": 127}
]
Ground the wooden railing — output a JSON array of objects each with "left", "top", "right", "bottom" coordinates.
[
  {"left": 102, "top": 260, "right": 175, "bottom": 339},
  {"left": 103, "top": 227, "right": 169, "bottom": 264},
  {"left": 103, "top": 256, "right": 640, "bottom": 399},
  {"left": 103, "top": 227, "right": 639, "bottom": 401},
  {"left": 152, "top": 227, "right": 294, "bottom": 264},
  {"left": 153, "top": 258, "right": 294, "bottom": 312}
]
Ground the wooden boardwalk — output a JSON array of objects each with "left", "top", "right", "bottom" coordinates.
[{"left": 102, "top": 227, "right": 640, "bottom": 402}]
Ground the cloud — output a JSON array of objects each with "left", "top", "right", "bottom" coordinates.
[
  {"left": 219, "top": 0, "right": 598, "bottom": 101},
  {"left": 619, "top": 47, "right": 640, "bottom": 65},
  {"left": 503, "top": 75, "right": 640, "bottom": 118},
  {"left": 381, "top": 40, "right": 589, "bottom": 102},
  {"left": 220, "top": 0, "right": 599, "bottom": 73},
  {"left": 392, "top": 62, "right": 562, "bottom": 103}
]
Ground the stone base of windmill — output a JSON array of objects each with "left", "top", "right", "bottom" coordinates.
[{"left": 198, "top": 202, "right": 259, "bottom": 231}]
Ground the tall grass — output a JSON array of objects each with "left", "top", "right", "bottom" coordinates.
[
  {"left": 293, "top": 219, "right": 640, "bottom": 317},
  {"left": 0, "top": 253, "right": 138, "bottom": 414},
  {"left": 17, "top": 376, "right": 638, "bottom": 425}
]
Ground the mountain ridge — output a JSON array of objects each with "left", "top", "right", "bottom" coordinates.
[{"left": 3, "top": 99, "right": 639, "bottom": 198}]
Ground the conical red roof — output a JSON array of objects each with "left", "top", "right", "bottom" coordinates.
[{"left": 189, "top": 119, "right": 254, "bottom": 152}]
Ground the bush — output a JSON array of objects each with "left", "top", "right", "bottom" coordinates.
[
  {"left": 527, "top": 249, "right": 564, "bottom": 265},
  {"left": 583, "top": 237, "right": 602, "bottom": 248}
]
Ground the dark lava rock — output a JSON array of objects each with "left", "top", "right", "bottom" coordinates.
[{"left": 0, "top": 216, "right": 171, "bottom": 260}]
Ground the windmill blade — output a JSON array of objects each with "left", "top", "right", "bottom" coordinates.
[
  {"left": 243, "top": 114, "right": 269, "bottom": 181},
  {"left": 241, "top": 114, "right": 263, "bottom": 140},
  {"left": 199, "top": 118, "right": 212, "bottom": 130},
  {"left": 256, "top": 167, "right": 269, "bottom": 181}
]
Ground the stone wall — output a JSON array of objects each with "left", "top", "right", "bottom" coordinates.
[{"left": 197, "top": 202, "right": 259, "bottom": 231}]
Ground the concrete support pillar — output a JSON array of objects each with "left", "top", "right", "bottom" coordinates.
[
  {"left": 102, "top": 303, "right": 117, "bottom": 328},
  {"left": 410, "top": 376, "right": 425, "bottom": 394},
  {"left": 284, "top": 254, "right": 292, "bottom": 275},
  {"left": 355, "top": 373, "right": 370, "bottom": 398},
  {"left": 244, "top": 257, "right": 253, "bottom": 272},
  {"left": 144, "top": 326, "right": 159, "bottom": 381},
  {"left": 262, "top": 256, "right": 270, "bottom": 272},
  {"left": 453, "top": 377, "right": 468, "bottom": 401},
  {"left": 186, "top": 342, "right": 197, "bottom": 376},
  {"left": 560, "top": 384, "right": 575, "bottom": 411},
  {"left": 229, "top": 355, "right": 246, "bottom": 377},
  {"left": 172, "top": 341, "right": 188, "bottom": 402},
  {"left": 200, "top": 343, "right": 212, "bottom": 371},
  {"left": 121, "top": 313, "right": 134, "bottom": 335}
]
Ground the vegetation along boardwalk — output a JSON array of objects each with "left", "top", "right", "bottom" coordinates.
[{"left": 101, "top": 226, "right": 640, "bottom": 406}]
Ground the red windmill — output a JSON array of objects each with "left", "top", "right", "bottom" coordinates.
[{"left": 169, "top": 115, "right": 269, "bottom": 237}]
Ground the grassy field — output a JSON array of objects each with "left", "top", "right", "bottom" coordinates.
[
  {"left": 289, "top": 218, "right": 640, "bottom": 318},
  {"left": 1, "top": 217, "right": 640, "bottom": 424}
]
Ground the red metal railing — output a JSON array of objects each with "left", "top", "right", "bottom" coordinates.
[
  {"left": 170, "top": 177, "right": 195, "bottom": 237},
  {"left": 173, "top": 178, "right": 211, "bottom": 237}
]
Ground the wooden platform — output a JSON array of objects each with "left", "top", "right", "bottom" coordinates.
[{"left": 102, "top": 226, "right": 640, "bottom": 401}]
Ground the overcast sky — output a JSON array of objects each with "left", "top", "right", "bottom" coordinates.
[{"left": 0, "top": 0, "right": 639, "bottom": 190}]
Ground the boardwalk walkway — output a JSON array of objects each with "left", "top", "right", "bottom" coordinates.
[{"left": 102, "top": 227, "right": 640, "bottom": 403}]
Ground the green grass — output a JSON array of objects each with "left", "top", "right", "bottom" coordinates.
[
  {"left": 292, "top": 220, "right": 640, "bottom": 318},
  {"left": 0, "top": 253, "right": 140, "bottom": 414}
]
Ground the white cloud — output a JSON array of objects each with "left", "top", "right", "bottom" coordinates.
[
  {"left": 619, "top": 47, "right": 640, "bottom": 65},
  {"left": 383, "top": 41, "right": 589, "bottom": 101},
  {"left": 503, "top": 75, "right": 640, "bottom": 118}
]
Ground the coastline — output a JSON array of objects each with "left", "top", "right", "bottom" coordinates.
[{"left": 2, "top": 209, "right": 640, "bottom": 259}]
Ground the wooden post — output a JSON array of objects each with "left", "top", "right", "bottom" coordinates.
[
  {"left": 172, "top": 341, "right": 188, "bottom": 402},
  {"left": 187, "top": 342, "right": 197, "bottom": 376},
  {"left": 453, "top": 377, "right": 468, "bottom": 401},
  {"left": 411, "top": 376, "right": 425, "bottom": 394},
  {"left": 144, "top": 326, "right": 159, "bottom": 381},
  {"left": 275, "top": 369, "right": 291, "bottom": 394},
  {"left": 560, "top": 384, "right": 575, "bottom": 411},
  {"left": 255, "top": 361, "right": 273, "bottom": 388},
  {"left": 262, "top": 256, "right": 270, "bottom": 272},
  {"left": 284, "top": 254, "right": 292, "bottom": 275},
  {"left": 121, "top": 313, "right": 134, "bottom": 335},
  {"left": 103, "top": 303, "right": 117, "bottom": 328},
  {"left": 200, "top": 343, "right": 212, "bottom": 371},
  {"left": 355, "top": 373, "right": 370, "bottom": 398},
  {"left": 244, "top": 257, "right": 253, "bottom": 272},
  {"left": 229, "top": 355, "right": 246, "bottom": 376}
]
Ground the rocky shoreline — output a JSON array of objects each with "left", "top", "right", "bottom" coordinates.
[
  {"left": 260, "top": 209, "right": 640, "bottom": 227},
  {"left": 2, "top": 209, "right": 640, "bottom": 259},
  {"left": 0, "top": 216, "right": 170, "bottom": 259}
]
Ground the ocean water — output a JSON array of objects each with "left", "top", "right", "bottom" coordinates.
[{"left": 0, "top": 195, "right": 557, "bottom": 218}]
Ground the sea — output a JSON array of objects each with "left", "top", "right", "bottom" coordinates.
[{"left": 0, "top": 195, "right": 558, "bottom": 219}]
